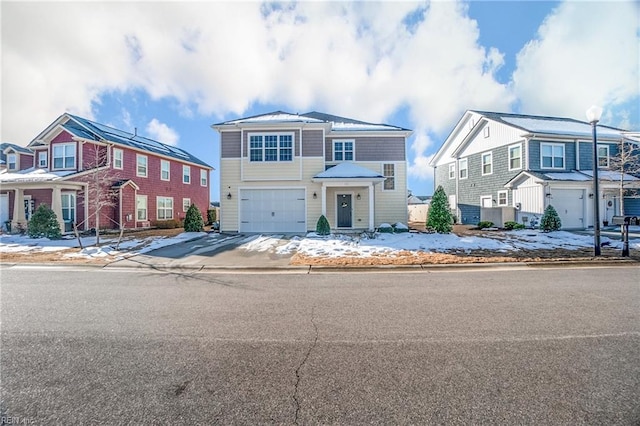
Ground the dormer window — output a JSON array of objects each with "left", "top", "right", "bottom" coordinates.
[
  {"left": 38, "top": 151, "right": 48, "bottom": 168},
  {"left": 7, "top": 153, "right": 17, "bottom": 170}
]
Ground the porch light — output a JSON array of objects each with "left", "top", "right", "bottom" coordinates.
[
  {"left": 586, "top": 105, "right": 602, "bottom": 256},
  {"left": 313, "top": 192, "right": 317, "bottom": 199},
  {"left": 356, "top": 193, "right": 361, "bottom": 200},
  {"left": 227, "top": 192, "right": 232, "bottom": 200}
]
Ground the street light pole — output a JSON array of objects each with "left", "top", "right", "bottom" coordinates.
[{"left": 586, "top": 105, "right": 603, "bottom": 256}]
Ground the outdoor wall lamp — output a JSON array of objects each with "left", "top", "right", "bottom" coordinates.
[
  {"left": 356, "top": 193, "right": 361, "bottom": 200},
  {"left": 586, "top": 104, "right": 603, "bottom": 256},
  {"left": 313, "top": 192, "right": 317, "bottom": 199},
  {"left": 545, "top": 193, "right": 552, "bottom": 198},
  {"left": 227, "top": 192, "right": 232, "bottom": 199},
  {"left": 589, "top": 193, "right": 594, "bottom": 199}
]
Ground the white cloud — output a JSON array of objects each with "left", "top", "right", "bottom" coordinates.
[
  {"left": 146, "top": 119, "right": 179, "bottom": 146},
  {"left": 512, "top": 1, "right": 640, "bottom": 122}
]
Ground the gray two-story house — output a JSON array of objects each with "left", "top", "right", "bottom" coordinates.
[{"left": 430, "top": 110, "right": 640, "bottom": 229}]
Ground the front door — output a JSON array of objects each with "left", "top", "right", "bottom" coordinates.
[{"left": 337, "top": 194, "right": 352, "bottom": 228}]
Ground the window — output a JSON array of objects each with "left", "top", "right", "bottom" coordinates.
[
  {"left": 383, "top": 164, "right": 395, "bottom": 190},
  {"left": 459, "top": 158, "right": 468, "bottom": 179},
  {"left": 200, "top": 169, "right": 208, "bottom": 187},
  {"left": 156, "top": 197, "right": 173, "bottom": 220},
  {"left": 38, "top": 151, "right": 48, "bottom": 168},
  {"left": 161, "top": 160, "right": 170, "bottom": 181},
  {"left": 113, "top": 148, "right": 123, "bottom": 169},
  {"left": 497, "top": 190, "right": 508, "bottom": 206},
  {"left": 136, "top": 154, "right": 148, "bottom": 177},
  {"left": 248, "top": 133, "right": 294, "bottom": 162},
  {"left": 7, "top": 153, "right": 16, "bottom": 170},
  {"left": 483, "top": 126, "right": 490, "bottom": 138},
  {"left": 53, "top": 143, "right": 76, "bottom": 169},
  {"left": 541, "top": 143, "right": 564, "bottom": 169},
  {"left": 182, "top": 165, "right": 191, "bottom": 184},
  {"left": 333, "top": 140, "right": 354, "bottom": 161},
  {"left": 481, "top": 152, "right": 493, "bottom": 175},
  {"left": 448, "top": 163, "right": 455, "bottom": 179},
  {"left": 597, "top": 144, "right": 609, "bottom": 168},
  {"left": 509, "top": 144, "right": 522, "bottom": 170},
  {"left": 136, "top": 196, "right": 147, "bottom": 221},
  {"left": 183, "top": 198, "right": 191, "bottom": 212},
  {"left": 61, "top": 193, "right": 76, "bottom": 223}
]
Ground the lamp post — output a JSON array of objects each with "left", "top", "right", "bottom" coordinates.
[{"left": 586, "top": 105, "right": 603, "bottom": 256}]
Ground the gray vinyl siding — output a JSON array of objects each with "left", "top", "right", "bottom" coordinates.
[
  {"left": 221, "top": 131, "right": 241, "bottom": 158},
  {"left": 325, "top": 137, "right": 405, "bottom": 162},
  {"left": 578, "top": 141, "right": 620, "bottom": 170},
  {"left": 435, "top": 164, "right": 456, "bottom": 201},
  {"left": 302, "top": 130, "right": 323, "bottom": 157}
]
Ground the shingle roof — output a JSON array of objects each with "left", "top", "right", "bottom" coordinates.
[{"left": 313, "top": 162, "right": 384, "bottom": 179}]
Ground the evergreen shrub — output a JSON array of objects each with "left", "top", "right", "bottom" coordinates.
[
  {"left": 316, "top": 215, "right": 330, "bottom": 236},
  {"left": 540, "top": 205, "right": 562, "bottom": 232},
  {"left": 27, "top": 204, "right": 61, "bottom": 239},
  {"left": 426, "top": 186, "right": 453, "bottom": 233},
  {"left": 184, "top": 204, "right": 205, "bottom": 232}
]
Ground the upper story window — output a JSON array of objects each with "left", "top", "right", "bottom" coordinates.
[
  {"left": 182, "top": 165, "right": 191, "bottom": 184},
  {"left": 137, "top": 154, "right": 148, "bottom": 177},
  {"left": 113, "top": 148, "right": 123, "bottom": 170},
  {"left": 7, "top": 153, "right": 17, "bottom": 170},
  {"left": 200, "top": 169, "right": 208, "bottom": 187},
  {"left": 38, "top": 151, "right": 48, "bottom": 168},
  {"left": 333, "top": 140, "right": 354, "bottom": 161},
  {"left": 509, "top": 144, "right": 522, "bottom": 171},
  {"left": 541, "top": 143, "right": 564, "bottom": 169},
  {"left": 249, "top": 133, "right": 294, "bottom": 162},
  {"left": 481, "top": 152, "right": 493, "bottom": 175},
  {"left": 448, "top": 163, "right": 455, "bottom": 179},
  {"left": 483, "top": 126, "right": 490, "bottom": 138},
  {"left": 597, "top": 145, "right": 609, "bottom": 168},
  {"left": 53, "top": 143, "right": 76, "bottom": 170},
  {"left": 161, "top": 160, "right": 170, "bottom": 181},
  {"left": 459, "top": 158, "right": 468, "bottom": 179},
  {"left": 383, "top": 163, "right": 395, "bottom": 190}
]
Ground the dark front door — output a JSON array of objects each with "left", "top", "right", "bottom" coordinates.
[{"left": 337, "top": 194, "right": 352, "bottom": 228}]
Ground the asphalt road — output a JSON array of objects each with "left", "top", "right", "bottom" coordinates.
[{"left": 1, "top": 266, "right": 639, "bottom": 425}]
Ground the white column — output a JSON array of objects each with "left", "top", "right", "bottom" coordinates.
[
  {"left": 51, "top": 187, "right": 65, "bottom": 232},
  {"left": 321, "top": 184, "right": 327, "bottom": 216},
  {"left": 12, "top": 188, "right": 26, "bottom": 231},
  {"left": 368, "top": 184, "right": 374, "bottom": 231}
]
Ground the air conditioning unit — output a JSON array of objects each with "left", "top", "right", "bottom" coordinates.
[{"left": 138, "top": 221, "right": 151, "bottom": 228}]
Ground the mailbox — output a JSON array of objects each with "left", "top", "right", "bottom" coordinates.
[{"left": 612, "top": 216, "right": 640, "bottom": 226}]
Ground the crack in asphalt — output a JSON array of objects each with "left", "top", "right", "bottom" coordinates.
[{"left": 293, "top": 306, "right": 319, "bottom": 425}]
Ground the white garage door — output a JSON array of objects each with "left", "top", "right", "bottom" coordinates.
[
  {"left": 0, "top": 194, "right": 9, "bottom": 226},
  {"left": 239, "top": 189, "right": 306, "bottom": 233},
  {"left": 549, "top": 188, "right": 585, "bottom": 229}
]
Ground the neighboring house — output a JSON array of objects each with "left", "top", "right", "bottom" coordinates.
[
  {"left": 1, "top": 143, "right": 34, "bottom": 173},
  {"left": 0, "top": 113, "right": 212, "bottom": 233},
  {"left": 212, "top": 111, "right": 412, "bottom": 233},
  {"left": 430, "top": 110, "right": 640, "bottom": 229}
]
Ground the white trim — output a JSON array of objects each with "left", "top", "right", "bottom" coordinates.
[
  {"left": 113, "top": 147, "right": 123, "bottom": 170},
  {"left": 481, "top": 151, "right": 493, "bottom": 176},
  {"left": 136, "top": 195, "right": 148, "bottom": 221},
  {"left": 597, "top": 144, "right": 609, "bottom": 168},
  {"left": 156, "top": 196, "right": 174, "bottom": 220},
  {"left": 200, "top": 169, "right": 208, "bottom": 187},
  {"left": 382, "top": 163, "right": 395, "bottom": 191},
  {"left": 136, "top": 154, "right": 148, "bottom": 177},
  {"left": 38, "top": 151, "right": 48, "bottom": 168},
  {"left": 182, "top": 165, "right": 191, "bottom": 184},
  {"left": 52, "top": 142, "right": 77, "bottom": 171},
  {"left": 540, "top": 142, "right": 565, "bottom": 170},
  {"left": 480, "top": 195, "right": 492, "bottom": 208},
  {"left": 448, "top": 163, "right": 455, "bottom": 179},
  {"left": 508, "top": 143, "right": 522, "bottom": 171},
  {"left": 459, "top": 158, "right": 468, "bottom": 180},
  {"left": 247, "top": 131, "right": 295, "bottom": 162},
  {"left": 160, "top": 159, "right": 170, "bottom": 181},
  {"left": 332, "top": 139, "right": 355, "bottom": 162},
  {"left": 497, "top": 190, "right": 508, "bottom": 206},
  {"left": 182, "top": 197, "right": 191, "bottom": 212}
]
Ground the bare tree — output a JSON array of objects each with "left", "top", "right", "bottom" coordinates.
[{"left": 607, "top": 136, "right": 640, "bottom": 215}]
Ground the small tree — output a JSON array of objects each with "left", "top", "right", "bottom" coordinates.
[
  {"left": 540, "top": 204, "right": 562, "bottom": 232},
  {"left": 426, "top": 185, "right": 453, "bottom": 233},
  {"left": 28, "top": 204, "right": 62, "bottom": 239},
  {"left": 184, "top": 204, "right": 204, "bottom": 232},
  {"left": 607, "top": 137, "right": 640, "bottom": 215},
  {"left": 207, "top": 208, "right": 217, "bottom": 225},
  {"left": 316, "top": 215, "right": 330, "bottom": 236}
]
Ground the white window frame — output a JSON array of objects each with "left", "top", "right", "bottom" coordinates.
[
  {"left": 508, "top": 143, "right": 522, "bottom": 171},
  {"left": 52, "top": 142, "right": 76, "bottom": 170},
  {"left": 113, "top": 148, "right": 123, "bottom": 170},
  {"left": 61, "top": 192, "right": 76, "bottom": 223},
  {"left": 459, "top": 158, "right": 468, "bottom": 180},
  {"left": 540, "top": 143, "right": 565, "bottom": 170},
  {"left": 483, "top": 126, "right": 490, "bottom": 138},
  {"left": 382, "top": 163, "right": 395, "bottom": 191},
  {"left": 448, "top": 163, "right": 455, "bottom": 179},
  {"left": 136, "top": 195, "right": 147, "bottom": 221},
  {"left": 182, "top": 165, "right": 191, "bottom": 184},
  {"left": 7, "top": 153, "right": 17, "bottom": 170},
  {"left": 183, "top": 198, "right": 191, "bottom": 212},
  {"left": 597, "top": 144, "right": 609, "bottom": 168},
  {"left": 333, "top": 140, "right": 355, "bottom": 162},
  {"left": 38, "top": 151, "right": 48, "bottom": 168},
  {"left": 161, "top": 160, "right": 170, "bottom": 181},
  {"left": 200, "top": 169, "right": 208, "bottom": 187},
  {"left": 481, "top": 151, "right": 493, "bottom": 176},
  {"left": 156, "top": 196, "right": 174, "bottom": 220},
  {"left": 497, "top": 190, "right": 508, "bottom": 206},
  {"left": 248, "top": 132, "right": 294, "bottom": 162},
  {"left": 136, "top": 154, "right": 148, "bottom": 177}
]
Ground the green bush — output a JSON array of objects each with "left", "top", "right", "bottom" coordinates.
[
  {"left": 476, "top": 221, "right": 494, "bottom": 229},
  {"left": 540, "top": 204, "right": 562, "bottom": 232},
  {"left": 27, "top": 203, "right": 61, "bottom": 239},
  {"left": 207, "top": 208, "right": 217, "bottom": 225},
  {"left": 504, "top": 221, "right": 525, "bottom": 230},
  {"left": 426, "top": 186, "right": 453, "bottom": 233},
  {"left": 153, "top": 219, "right": 183, "bottom": 229},
  {"left": 378, "top": 223, "right": 394, "bottom": 233},
  {"left": 393, "top": 222, "right": 409, "bottom": 233},
  {"left": 316, "top": 215, "right": 330, "bottom": 236},
  {"left": 184, "top": 204, "right": 204, "bottom": 232}
]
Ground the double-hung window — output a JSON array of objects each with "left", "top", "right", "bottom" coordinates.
[
  {"left": 541, "top": 143, "right": 564, "bottom": 169},
  {"left": 136, "top": 195, "right": 147, "bottom": 221},
  {"left": 509, "top": 144, "right": 522, "bottom": 170},
  {"left": 161, "top": 160, "right": 170, "bottom": 181},
  {"left": 597, "top": 144, "right": 609, "bottom": 168},
  {"left": 61, "top": 193, "right": 76, "bottom": 223},
  {"left": 200, "top": 170, "right": 208, "bottom": 186},
  {"left": 481, "top": 152, "right": 493, "bottom": 175},
  {"left": 157, "top": 197, "right": 173, "bottom": 220},
  {"left": 459, "top": 158, "right": 468, "bottom": 179},
  {"left": 38, "top": 151, "right": 48, "bottom": 168},
  {"left": 7, "top": 154, "right": 17, "bottom": 170},
  {"left": 113, "top": 148, "right": 123, "bottom": 169},
  {"left": 448, "top": 163, "right": 455, "bottom": 179},
  {"left": 383, "top": 164, "right": 395, "bottom": 190},
  {"left": 183, "top": 165, "right": 191, "bottom": 184},
  {"left": 497, "top": 190, "right": 508, "bottom": 206},
  {"left": 137, "top": 154, "right": 148, "bottom": 177},
  {"left": 249, "top": 133, "right": 294, "bottom": 162},
  {"left": 333, "top": 140, "right": 354, "bottom": 161},
  {"left": 53, "top": 143, "right": 76, "bottom": 169},
  {"left": 183, "top": 198, "right": 191, "bottom": 212}
]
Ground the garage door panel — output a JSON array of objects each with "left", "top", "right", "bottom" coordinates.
[
  {"left": 239, "top": 189, "right": 306, "bottom": 233},
  {"left": 550, "top": 188, "right": 585, "bottom": 229}
]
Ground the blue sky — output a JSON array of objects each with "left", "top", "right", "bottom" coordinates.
[{"left": 2, "top": 1, "right": 638, "bottom": 201}]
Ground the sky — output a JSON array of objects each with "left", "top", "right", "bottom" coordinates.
[{"left": 2, "top": 1, "right": 639, "bottom": 200}]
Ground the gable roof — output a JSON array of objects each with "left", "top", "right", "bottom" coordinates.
[
  {"left": 313, "top": 162, "right": 385, "bottom": 181},
  {"left": 30, "top": 113, "right": 212, "bottom": 169},
  {"left": 0, "top": 143, "right": 33, "bottom": 164}
]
